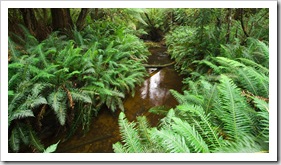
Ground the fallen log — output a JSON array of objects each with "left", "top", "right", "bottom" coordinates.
[{"left": 143, "top": 61, "right": 175, "bottom": 68}]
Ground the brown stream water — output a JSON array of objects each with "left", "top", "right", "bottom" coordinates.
[{"left": 49, "top": 45, "right": 183, "bottom": 153}]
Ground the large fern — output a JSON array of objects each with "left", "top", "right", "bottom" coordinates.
[
  {"left": 217, "top": 75, "right": 255, "bottom": 141},
  {"left": 113, "top": 112, "right": 144, "bottom": 153}
]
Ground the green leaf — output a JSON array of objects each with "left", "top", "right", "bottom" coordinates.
[
  {"left": 44, "top": 141, "right": 60, "bottom": 153},
  {"left": 29, "top": 129, "right": 44, "bottom": 152},
  {"left": 9, "top": 128, "right": 20, "bottom": 152}
]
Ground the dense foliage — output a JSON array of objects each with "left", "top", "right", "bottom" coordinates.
[
  {"left": 113, "top": 8, "right": 269, "bottom": 153},
  {"left": 8, "top": 8, "right": 269, "bottom": 153},
  {"left": 8, "top": 21, "right": 149, "bottom": 152}
]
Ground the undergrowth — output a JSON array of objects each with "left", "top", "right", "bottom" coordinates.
[{"left": 8, "top": 22, "right": 150, "bottom": 152}]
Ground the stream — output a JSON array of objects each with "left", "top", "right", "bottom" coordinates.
[{"left": 51, "top": 44, "right": 184, "bottom": 153}]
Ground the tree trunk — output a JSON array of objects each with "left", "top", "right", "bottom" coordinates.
[
  {"left": 51, "top": 8, "right": 73, "bottom": 31},
  {"left": 226, "top": 8, "right": 232, "bottom": 43},
  {"left": 239, "top": 9, "right": 249, "bottom": 37},
  {"left": 20, "top": 8, "right": 38, "bottom": 36},
  {"left": 76, "top": 8, "right": 89, "bottom": 31}
]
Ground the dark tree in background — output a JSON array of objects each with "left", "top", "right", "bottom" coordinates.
[
  {"left": 9, "top": 8, "right": 91, "bottom": 41},
  {"left": 51, "top": 8, "right": 73, "bottom": 31},
  {"left": 76, "top": 8, "right": 90, "bottom": 31},
  {"left": 19, "top": 9, "right": 38, "bottom": 36}
]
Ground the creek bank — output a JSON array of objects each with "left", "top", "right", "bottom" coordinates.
[{"left": 44, "top": 43, "right": 184, "bottom": 153}]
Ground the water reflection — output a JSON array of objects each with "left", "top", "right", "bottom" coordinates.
[{"left": 141, "top": 70, "right": 170, "bottom": 106}]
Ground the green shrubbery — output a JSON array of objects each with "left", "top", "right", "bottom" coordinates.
[
  {"left": 8, "top": 22, "right": 150, "bottom": 152},
  {"left": 113, "top": 8, "right": 269, "bottom": 153}
]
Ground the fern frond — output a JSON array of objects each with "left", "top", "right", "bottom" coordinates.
[
  {"left": 71, "top": 90, "right": 92, "bottom": 104},
  {"left": 136, "top": 116, "right": 152, "bottom": 145},
  {"left": 244, "top": 68, "right": 268, "bottom": 98},
  {"left": 48, "top": 90, "right": 67, "bottom": 125},
  {"left": 148, "top": 105, "right": 170, "bottom": 115},
  {"left": 9, "top": 128, "right": 20, "bottom": 152},
  {"left": 202, "top": 83, "right": 218, "bottom": 114},
  {"left": 28, "top": 129, "right": 44, "bottom": 152},
  {"left": 11, "top": 109, "right": 34, "bottom": 121},
  {"left": 177, "top": 104, "right": 223, "bottom": 148},
  {"left": 215, "top": 57, "right": 245, "bottom": 70},
  {"left": 8, "top": 37, "right": 20, "bottom": 62},
  {"left": 170, "top": 90, "right": 185, "bottom": 104},
  {"left": 118, "top": 112, "right": 143, "bottom": 153},
  {"left": 151, "top": 129, "right": 190, "bottom": 153},
  {"left": 16, "top": 123, "right": 29, "bottom": 145},
  {"left": 253, "top": 97, "right": 269, "bottom": 143},
  {"left": 238, "top": 58, "right": 268, "bottom": 75},
  {"left": 217, "top": 75, "right": 254, "bottom": 141},
  {"left": 30, "top": 96, "right": 48, "bottom": 109},
  {"left": 31, "top": 83, "right": 49, "bottom": 97},
  {"left": 172, "top": 117, "right": 210, "bottom": 153},
  {"left": 113, "top": 142, "right": 128, "bottom": 153},
  {"left": 216, "top": 136, "right": 263, "bottom": 153}
]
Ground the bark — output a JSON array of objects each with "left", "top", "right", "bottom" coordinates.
[
  {"left": 51, "top": 8, "right": 73, "bottom": 31},
  {"left": 76, "top": 8, "right": 89, "bottom": 31},
  {"left": 226, "top": 8, "right": 232, "bottom": 43},
  {"left": 239, "top": 9, "right": 249, "bottom": 37},
  {"left": 20, "top": 8, "right": 38, "bottom": 36}
]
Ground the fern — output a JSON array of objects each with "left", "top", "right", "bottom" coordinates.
[
  {"left": 48, "top": 89, "right": 67, "bottom": 125},
  {"left": 151, "top": 129, "right": 190, "bottom": 153},
  {"left": 9, "top": 128, "right": 20, "bottom": 152},
  {"left": 217, "top": 75, "right": 254, "bottom": 141},
  {"left": 16, "top": 123, "right": 29, "bottom": 145},
  {"left": 253, "top": 97, "right": 269, "bottom": 144},
  {"left": 113, "top": 142, "right": 128, "bottom": 153},
  {"left": 177, "top": 104, "right": 223, "bottom": 149},
  {"left": 10, "top": 109, "right": 34, "bottom": 122},
  {"left": 117, "top": 112, "right": 143, "bottom": 153},
  {"left": 28, "top": 129, "right": 44, "bottom": 152},
  {"left": 136, "top": 116, "right": 152, "bottom": 145},
  {"left": 71, "top": 90, "right": 92, "bottom": 104},
  {"left": 171, "top": 117, "right": 210, "bottom": 153}
]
